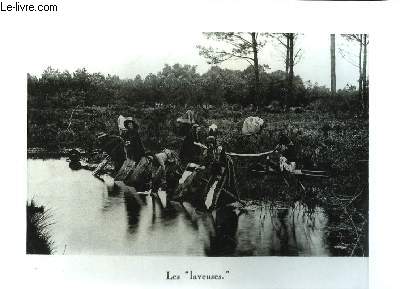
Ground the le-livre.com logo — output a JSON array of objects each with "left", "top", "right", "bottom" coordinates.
[{"left": 1, "top": 1, "right": 57, "bottom": 12}]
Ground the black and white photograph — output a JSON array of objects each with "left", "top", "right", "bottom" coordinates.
[
  {"left": 4, "top": 0, "right": 400, "bottom": 288},
  {"left": 26, "top": 32, "right": 369, "bottom": 257}
]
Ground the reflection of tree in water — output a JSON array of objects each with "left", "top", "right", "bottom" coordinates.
[
  {"left": 269, "top": 207, "right": 294, "bottom": 256},
  {"left": 204, "top": 206, "right": 239, "bottom": 256},
  {"left": 236, "top": 202, "right": 328, "bottom": 256},
  {"left": 290, "top": 202, "right": 328, "bottom": 256}
]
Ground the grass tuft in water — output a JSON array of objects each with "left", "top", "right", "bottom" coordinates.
[{"left": 26, "top": 199, "right": 54, "bottom": 254}]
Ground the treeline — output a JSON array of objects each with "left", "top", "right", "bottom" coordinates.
[{"left": 27, "top": 64, "right": 360, "bottom": 111}]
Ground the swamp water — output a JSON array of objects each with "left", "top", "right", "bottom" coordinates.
[{"left": 28, "top": 159, "right": 331, "bottom": 256}]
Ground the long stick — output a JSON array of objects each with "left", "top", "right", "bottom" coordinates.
[
  {"left": 251, "top": 169, "right": 328, "bottom": 178},
  {"left": 220, "top": 188, "right": 246, "bottom": 206},
  {"left": 226, "top": 150, "right": 275, "bottom": 157},
  {"left": 301, "top": 169, "right": 327, "bottom": 174},
  {"left": 295, "top": 173, "right": 329, "bottom": 178},
  {"left": 194, "top": 142, "right": 276, "bottom": 158}
]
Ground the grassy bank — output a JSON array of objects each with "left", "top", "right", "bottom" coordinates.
[{"left": 28, "top": 104, "right": 368, "bottom": 160}]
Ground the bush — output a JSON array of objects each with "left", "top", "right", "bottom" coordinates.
[{"left": 307, "top": 85, "right": 362, "bottom": 116}]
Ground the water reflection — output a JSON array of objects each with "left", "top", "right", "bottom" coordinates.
[
  {"left": 205, "top": 206, "right": 239, "bottom": 256},
  {"left": 28, "top": 159, "right": 330, "bottom": 256},
  {"left": 124, "top": 193, "right": 142, "bottom": 233},
  {"left": 234, "top": 203, "right": 329, "bottom": 256}
]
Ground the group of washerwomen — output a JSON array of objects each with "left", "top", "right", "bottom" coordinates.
[{"left": 68, "top": 110, "right": 298, "bottom": 208}]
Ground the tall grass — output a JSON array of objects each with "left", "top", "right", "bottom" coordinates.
[{"left": 26, "top": 200, "right": 54, "bottom": 254}]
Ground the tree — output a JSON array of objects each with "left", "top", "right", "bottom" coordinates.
[
  {"left": 287, "top": 34, "right": 294, "bottom": 107},
  {"left": 330, "top": 34, "right": 336, "bottom": 96},
  {"left": 362, "top": 34, "right": 368, "bottom": 110},
  {"left": 156, "top": 64, "right": 202, "bottom": 105},
  {"left": 201, "top": 66, "right": 226, "bottom": 105},
  {"left": 272, "top": 34, "right": 303, "bottom": 73},
  {"left": 143, "top": 73, "right": 161, "bottom": 105},
  {"left": 272, "top": 33, "right": 303, "bottom": 107},
  {"left": 341, "top": 34, "right": 369, "bottom": 111},
  {"left": 197, "top": 32, "right": 268, "bottom": 107},
  {"left": 133, "top": 74, "right": 144, "bottom": 89}
]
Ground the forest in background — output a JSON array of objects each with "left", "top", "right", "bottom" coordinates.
[
  {"left": 27, "top": 64, "right": 363, "bottom": 111},
  {"left": 28, "top": 33, "right": 369, "bottom": 112}
]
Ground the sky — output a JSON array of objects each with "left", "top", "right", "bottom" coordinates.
[{"left": 28, "top": 32, "right": 362, "bottom": 89}]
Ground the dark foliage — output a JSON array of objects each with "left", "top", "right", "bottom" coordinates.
[
  {"left": 26, "top": 200, "right": 54, "bottom": 254},
  {"left": 27, "top": 65, "right": 317, "bottom": 109}
]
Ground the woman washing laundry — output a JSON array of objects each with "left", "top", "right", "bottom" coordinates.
[{"left": 122, "top": 118, "right": 145, "bottom": 163}]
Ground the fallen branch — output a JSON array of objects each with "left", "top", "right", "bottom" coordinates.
[
  {"left": 66, "top": 106, "right": 79, "bottom": 131},
  {"left": 345, "top": 192, "right": 362, "bottom": 209}
]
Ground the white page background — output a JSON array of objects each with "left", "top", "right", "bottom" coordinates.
[{"left": 0, "top": 0, "right": 398, "bottom": 288}]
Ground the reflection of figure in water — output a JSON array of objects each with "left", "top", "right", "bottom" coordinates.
[
  {"left": 124, "top": 192, "right": 145, "bottom": 232},
  {"left": 204, "top": 206, "right": 239, "bottom": 256}
]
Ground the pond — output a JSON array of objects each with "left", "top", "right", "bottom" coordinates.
[{"left": 27, "top": 159, "right": 331, "bottom": 256}]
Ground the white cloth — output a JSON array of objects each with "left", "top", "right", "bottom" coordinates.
[
  {"left": 177, "top": 110, "right": 196, "bottom": 125},
  {"left": 242, "top": 116, "right": 264, "bottom": 135},
  {"left": 205, "top": 180, "right": 218, "bottom": 209},
  {"left": 208, "top": 124, "right": 218, "bottom": 134},
  {"left": 178, "top": 163, "right": 200, "bottom": 184},
  {"left": 117, "top": 115, "right": 133, "bottom": 134},
  {"left": 279, "top": 156, "right": 296, "bottom": 173},
  {"left": 155, "top": 149, "right": 177, "bottom": 169},
  {"left": 179, "top": 171, "right": 193, "bottom": 185}
]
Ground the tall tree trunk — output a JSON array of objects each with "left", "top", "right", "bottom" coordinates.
[
  {"left": 285, "top": 35, "right": 290, "bottom": 75},
  {"left": 251, "top": 32, "right": 260, "bottom": 108},
  {"left": 358, "top": 35, "right": 363, "bottom": 110},
  {"left": 330, "top": 34, "right": 336, "bottom": 96},
  {"left": 362, "top": 34, "right": 368, "bottom": 112},
  {"left": 288, "top": 33, "right": 294, "bottom": 107}
]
